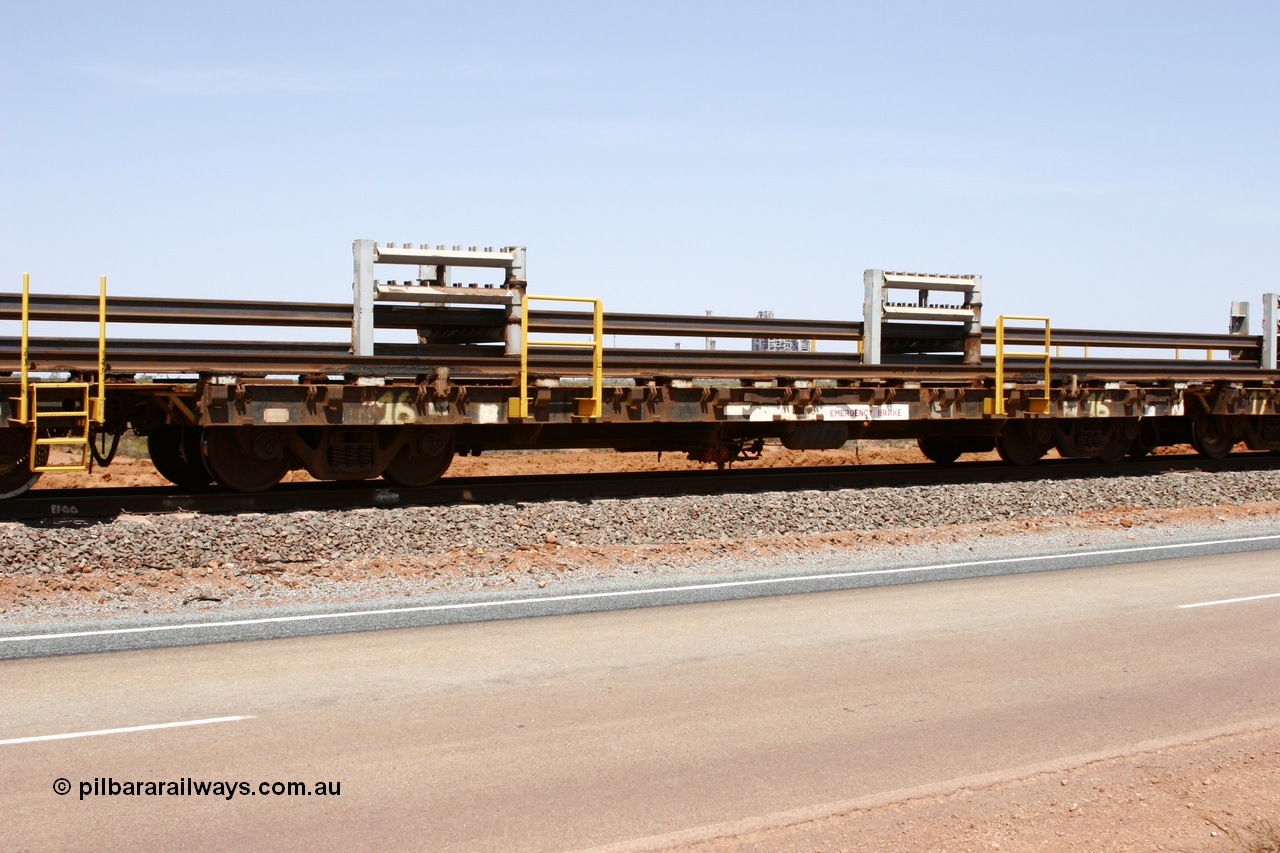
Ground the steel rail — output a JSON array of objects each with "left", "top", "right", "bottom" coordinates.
[
  {"left": 1, "top": 292, "right": 1259, "bottom": 351},
  {"left": 3, "top": 452, "right": 1276, "bottom": 521},
  {"left": 0, "top": 293, "right": 862, "bottom": 340},
  {"left": 0, "top": 293, "right": 518, "bottom": 333},
  {"left": 0, "top": 337, "right": 901, "bottom": 379},
  {"left": 1, "top": 336, "right": 1272, "bottom": 383},
  {"left": 532, "top": 309, "right": 865, "bottom": 341},
  {"left": 536, "top": 312, "right": 1258, "bottom": 352},
  {"left": 996, "top": 326, "right": 1259, "bottom": 351},
  {"left": 0, "top": 292, "right": 354, "bottom": 328}
]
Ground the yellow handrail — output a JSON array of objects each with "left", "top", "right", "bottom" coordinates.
[
  {"left": 508, "top": 295, "right": 603, "bottom": 420},
  {"left": 993, "top": 315, "right": 1051, "bottom": 416}
]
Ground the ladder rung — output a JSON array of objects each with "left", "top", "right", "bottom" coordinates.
[
  {"left": 35, "top": 411, "right": 90, "bottom": 418},
  {"left": 35, "top": 437, "right": 91, "bottom": 446}
]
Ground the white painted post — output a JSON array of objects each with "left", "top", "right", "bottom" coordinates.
[
  {"left": 1263, "top": 293, "right": 1278, "bottom": 370},
  {"left": 1229, "top": 301, "right": 1249, "bottom": 361},
  {"left": 504, "top": 246, "right": 527, "bottom": 357},
  {"left": 352, "top": 239, "right": 376, "bottom": 357},
  {"left": 964, "top": 274, "right": 983, "bottom": 365},
  {"left": 862, "top": 269, "right": 884, "bottom": 365}
]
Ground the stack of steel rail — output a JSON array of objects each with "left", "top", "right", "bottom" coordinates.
[{"left": 0, "top": 293, "right": 1259, "bottom": 381}]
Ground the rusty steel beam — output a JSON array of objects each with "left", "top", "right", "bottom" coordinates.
[
  {"left": 993, "top": 326, "right": 1259, "bottom": 352},
  {"left": 0, "top": 335, "right": 936, "bottom": 380},
  {"left": 2, "top": 336, "right": 1274, "bottom": 385},
  {"left": 0, "top": 292, "right": 354, "bottom": 328},
  {"left": 0, "top": 291, "right": 1261, "bottom": 353},
  {"left": 0, "top": 291, "right": 1268, "bottom": 383},
  {"left": 0, "top": 292, "right": 861, "bottom": 340},
  {"left": 531, "top": 309, "right": 865, "bottom": 341}
]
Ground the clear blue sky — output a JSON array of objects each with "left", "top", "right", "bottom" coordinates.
[{"left": 2, "top": 1, "right": 1276, "bottom": 344}]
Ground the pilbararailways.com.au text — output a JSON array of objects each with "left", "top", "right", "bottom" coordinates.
[{"left": 61, "top": 777, "right": 341, "bottom": 800}]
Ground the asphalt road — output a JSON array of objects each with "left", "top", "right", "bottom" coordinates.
[{"left": 2, "top": 548, "right": 1279, "bottom": 851}]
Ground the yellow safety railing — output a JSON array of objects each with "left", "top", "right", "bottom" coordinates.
[
  {"left": 991, "top": 314, "right": 1051, "bottom": 416},
  {"left": 16, "top": 273, "right": 107, "bottom": 472},
  {"left": 508, "top": 295, "right": 603, "bottom": 420}
]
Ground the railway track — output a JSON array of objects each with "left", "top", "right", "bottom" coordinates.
[{"left": 5, "top": 453, "right": 1276, "bottom": 523}]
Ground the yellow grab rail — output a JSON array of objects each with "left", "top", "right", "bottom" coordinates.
[
  {"left": 992, "top": 314, "right": 1051, "bottom": 416},
  {"left": 508, "top": 295, "right": 603, "bottom": 420}
]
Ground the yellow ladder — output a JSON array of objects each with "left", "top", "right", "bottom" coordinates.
[
  {"left": 16, "top": 273, "right": 107, "bottom": 472},
  {"left": 508, "top": 294, "right": 603, "bottom": 420}
]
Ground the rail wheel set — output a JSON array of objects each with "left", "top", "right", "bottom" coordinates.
[{"left": 3, "top": 241, "right": 1279, "bottom": 500}]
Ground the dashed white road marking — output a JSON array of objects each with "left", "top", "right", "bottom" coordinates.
[
  {"left": 1178, "top": 591, "right": 1280, "bottom": 609},
  {"left": 0, "top": 716, "right": 252, "bottom": 746}
]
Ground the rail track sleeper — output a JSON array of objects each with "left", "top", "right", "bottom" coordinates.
[{"left": 3, "top": 454, "right": 1275, "bottom": 522}]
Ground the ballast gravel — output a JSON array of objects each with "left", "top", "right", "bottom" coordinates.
[{"left": 4, "top": 468, "right": 1280, "bottom": 574}]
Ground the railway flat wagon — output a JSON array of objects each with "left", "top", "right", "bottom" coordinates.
[{"left": 3, "top": 241, "right": 1279, "bottom": 499}]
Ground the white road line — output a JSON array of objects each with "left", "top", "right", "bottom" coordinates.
[
  {"left": 0, "top": 716, "right": 251, "bottom": 746},
  {"left": 1178, "top": 592, "right": 1280, "bottom": 609},
  {"left": 2, "top": 533, "right": 1278, "bottom": 646}
]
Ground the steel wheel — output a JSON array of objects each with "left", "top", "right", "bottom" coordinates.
[
  {"left": 0, "top": 428, "right": 44, "bottom": 499},
  {"left": 996, "top": 421, "right": 1050, "bottom": 467},
  {"left": 917, "top": 436, "right": 963, "bottom": 465},
  {"left": 148, "top": 426, "right": 212, "bottom": 488},
  {"left": 1190, "top": 416, "right": 1234, "bottom": 460},
  {"left": 1128, "top": 419, "right": 1159, "bottom": 458},
  {"left": 1094, "top": 429, "right": 1132, "bottom": 464},
  {"left": 382, "top": 427, "right": 454, "bottom": 487},
  {"left": 202, "top": 427, "right": 289, "bottom": 493}
]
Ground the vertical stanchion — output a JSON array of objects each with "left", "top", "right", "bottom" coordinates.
[
  {"left": 96, "top": 275, "right": 107, "bottom": 423},
  {"left": 19, "top": 273, "right": 30, "bottom": 424},
  {"left": 994, "top": 320, "right": 1005, "bottom": 415},
  {"left": 518, "top": 295, "right": 530, "bottom": 418},
  {"left": 590, "top": 299, "right": 603, "bottom": 418}
]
